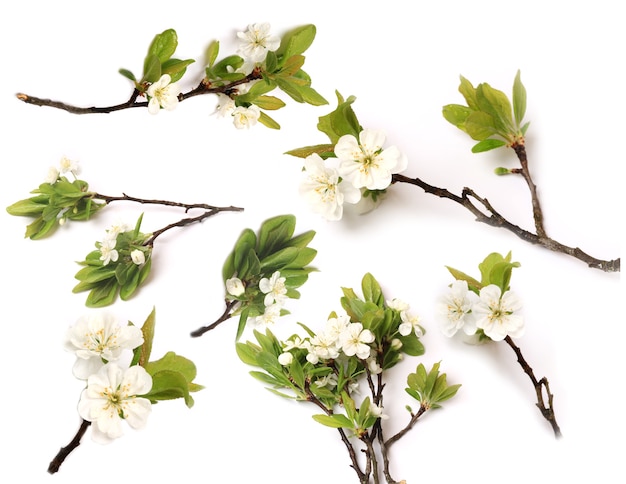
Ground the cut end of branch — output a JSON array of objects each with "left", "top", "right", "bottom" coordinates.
[{"left": 16, "top": 93, "right": 28, "bottom": 101}]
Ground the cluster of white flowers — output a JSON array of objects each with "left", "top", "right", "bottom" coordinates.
[
  {"left": 147, "top": 74, "right": 181, "bottom": 115},
  {"left": 45, "top": 156, "right": 81, "bottom": 183},
  {"left": 65, "top": 313, "right": 152, "bottom": 443},
  {"left": 98, "top": 223, "right": 128, "bottom": 266},
  {"left": 255, "top": 270, "right": 288, "bottom": 326},
  {"left": 436, "top": 280, "right": 524, "bottom": 341},
  {"left": 300, "top": 129, "right": 408, "bottom": 220},
  {"left": 386, "top": 298, "right": 424, "bottom": 337}
]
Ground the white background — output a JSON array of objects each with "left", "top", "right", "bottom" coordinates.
[{"left": 1, "top": 1, "right": 622, "bottom": 483}]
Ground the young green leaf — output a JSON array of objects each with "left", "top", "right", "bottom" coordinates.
[{"left": 512, "top": 70, "right": 527, "bottom": 127}]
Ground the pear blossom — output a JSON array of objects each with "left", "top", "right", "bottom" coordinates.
[
  {"left": 130, "top": 249, "right": 145, "bottom": 265},
  {"left": 335, "top": 128, "right": 408, "bottom": 190},
  {"left": 99, "top": 237, "right": 119, "bottom": 266},
  {"left": 339, "top": 323, "right": 375, "bottom": 359},
  {"left": 259, "top": 271, "right": 287, "bottom": 306},
  {"left": 232, "top": 105, "right": 260, "bottom": 129},
  {"left": 299, "top": 153, "right": 361, "bottom": 221},
  {"left": 78, "top": 363, "right": 152, "bottom": 444},
  {"left": 236, "top": 23, "right": 280, "bottom": 63},
  {"left": 436, "top": 280, "right": 479, "bottom": 337},
  {"left": 59, "top": 156, "right": 81, "bottom": 176},
  {"left": 226, "top": 276, "right": 245, "bottom": 297},
  {"left": 473, "top": 285, "right": 524, "bottom": 341},
  {"left": 147, "top": 74, "right": 181, "bottom": 114},
  {"left": 64, "top": 312, "right": 144, "bottom": 379}
]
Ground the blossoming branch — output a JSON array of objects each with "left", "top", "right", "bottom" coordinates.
[
  {"left": 15, "top": 24, "right": 327, "bottom": 129},
  {"left": 288, "top": 83, "right": 619, "bottom": 273}
]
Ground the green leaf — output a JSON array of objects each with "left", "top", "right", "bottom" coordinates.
[
  {"left": 161, "top": 58, "right": 195, "bottom": 83},
  {"left": 253, "top": 95, "right": 286, "bottom": 111},
  {"left": 284, "top": 230, "right": 316, "bottom": 249},
  {"left": 143, "top": 370, "right": 194, "bottom": 407},
  {"left": 144, "top": 351, "right": 198, "bottom": 385},
  {"left": 276, "top": 24, "right": 317, "bottom": 62},
  {"left": 442, "top": 104, "right": 473, "bottom": 129},
  {"left": 137, "top": 307, "right": 156, "bottom": 366},
  {"left": 84, "top": 279, "right": 118, "bottom": 307},
  {"left": 6, "top": 198, "right": 47, "bottom": 217},
  {"left": 205, "top": 40, "right": 219, "bottom": 67},
  {"left": 458, "top": 75, "right": 478, "bottom": 110},
  {"left": 225, "top": 228, "right": 257, "bottom": 281},
  {"left": 118, "top": 68, "right": 136, "bottom": 82},
  {"left": 142, "top": 54, "right": 162, "bottom": 84},
  {"left": 471, "top": 139, "right": 507, "bottom": 153},
  {"left": 236, "top": 341, "right": 260, "bottom": 366},
  {"left": 476, "top": 83, "right": 514, "bottom": 135},
  {"left": 258, "top": 111, "right": 281, "bottom": 130},
  {"left": 317, "top": 92, "right": 360, "bottom": 143},
  {"left": 257, "top": 215, "right": 296, "bottom": 259},
  {"left": 512, "top": 70, "right": 527, "bottom": 127},
  {"left": 74, "top": 265, "right": 116, "bottom": 284},
  {"left": 312, "top": 413, "right": 354, "bottom": 429},
  {"left": 464, "top": 111, "right": 498, "bottom": 141},
  {"left": 361, "top": 273, "right": 384, "bottom": 307},
  {"left": 398, "top": 333, "right": 425, "bottom": 357},
  {"left": 147, "top": 29, "right": 178, "bottom": 65},
  {"left": 235, "top": 307, "right": 249, "bottom": 341},
  {"left": 445, "top": 266, "right": 482, "bottom": 293},
  {"left": 284, "top": 144, "right": 335, "bottom": 159}
]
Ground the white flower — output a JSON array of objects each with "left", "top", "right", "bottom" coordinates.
[
  {"left": 390, "top": 338, "right": 402, "bottom": 350},
  {"left": 226, "top": 276, "right": 245, "bottom": 297},
  {"left": 299, "top": 153, "right": 361, "bottom": 221},
  {"left": 254, "top": 303, "right": 282, "bottom": 327},
  {"left": 369, "top": 402, "right": 389, "bottom": 420},
  {"left": 473, "top": 285, "right": 524, "bottom": 341},
  {"left": 59, "top": 156, "right": 81, "bottom": 176},
  {"left": 130, "top": 249, "right": 145, "bottom": 266},
  {"left": 335, "top": 128, "right": 408, "bottom": 190},
  {"left": 283, "top": 336, "right": 309, "bottom": 352},
  {"left": 307, "top": 332, "right": 341, "bottom": 363},
  {"left": 339, "top": 323, "right": 375, "bottom": 359},
  {"left": 259, "top": 271, "right": 287, "bottom": 306},
  {"left": 45, "top": 166, "right": 60, "bottom": 184},
  {"left": 236, "top": 23, "right": 280, "bottom": 63},
  {"left": 314, "top": 373, "right": 338, "bottom": 389},
  {"left": 78, "top": 363, "right": 152, "bottom": 444},
  {"left": 436, "top": 280, "right": 479, "bottom": 337},
  {"left": 214, "top": 94, "right": 236, "bottom": 117},
  {"left": 398, "top": 311, "right": 424, "bottom": 337},
  {"left": 367, "top": 358, "right": 382, "bottom": 375},
  {"left": 387, "top": 298, "right": 410, "bottom": 312},
  {"left": 105, "top": 222, "right": 130, "bottom": 240},
  {"left": 324, "top": 314, "right": 352, "bottom": 342},
  {"left": 64, "top": 312, "right": 144, "bottom": 379},
  {"left": 147, "top": 74, "right": 181, "bottom": 114},
  {"left": 232, "top": 105, "right": 260, "bottom": 129},
  {"left": 278, "top": 352, "right": 293, "bottom": 366},
  {"left": 99, "top": 237, "right": 119, "bottom": 266}
]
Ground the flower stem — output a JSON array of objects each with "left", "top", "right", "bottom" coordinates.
[
  {"left": 47, "top": 419, "right": 91, "bottom": 474},
  {"left": 391, "top": 174, "right": 620, "bottom": 272},
  {"left": 504, "top": 336, "right": 562, "bottom": 438}
]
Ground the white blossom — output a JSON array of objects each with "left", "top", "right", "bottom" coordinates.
[
  {"left": 339, "top": 323, "right": 375, "bottom": 359},
  {"left": 307, "top": 331, "right": 341, "bottom": 364},
  {"left": 226, "top": 276, "right": 245, "bottom": 297},
  {"left": 436, "top": 280, "right": 479, "bottom": 337},
  {"left": 64, "top": 312, "right": 144, "bottom": 379},
  {"left": 259, "top": 271, "right": 287, "bottom": 306},
  {"left": 299, "top": 153, "right": 361, "bottom": 221},
  {"left": 78, "top": 363, "right": 152, "bottom": 444},
  {"left": 367, "top": 358, "right": 382, "bottom": 375},
  {"left": 232, "top": 105, "right": 260, "bottom": 129},
  {"left": 324, "top": 314, "right": 352, "bottom": 341},
  {"left": 254, "top": 303, "right": 282, "bottom": 327},
  {"left": 99, "top": 237, "right": 119, "bottom": 266},
  {"left": 59, "top": 156, "right": 81, "bottom": 177},
  {"left": 214, "top": 94, "right": 236, "bottom": 117},
  {"left": 130, "top": 249, "right": 145, "bottom": 266},
  {"left": 473, "top": 285, "right": 524, "bottom": 341},
  {"left": 236, "top": 23, "right": 280, "bottom": 63},
  {"left": 314, "top": 373, "right": 338, "bottom": 389},
  {"left": 369, "top": 402, "right": 389, "bottom": 420},
  {"left": 398, "top": 310, "right": 424, "bottom": 337},
  {"left": 335, "top": 128, "right": 408, "bottom": 190},
  {"left": 45, "top": 166, "right": 60, "bottom": 184},
  {"left": 147, "top": 74, "right": 181, "bottom": 114},
  {"left": 278, "top": 352, "right": 293, "bottom": 366}
]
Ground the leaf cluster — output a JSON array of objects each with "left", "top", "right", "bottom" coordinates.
[
  {"left": 205, "top": 25, "right": 327, "bottom": 129},
  {"left": 131, "top": 308, "right": 203, "bottom": 407},
  {"left": 6, "top": 177, "right": 104, "bottom": 239},
  {"left": 445, "top": 251, "right": 520, "bottom": 294},
  {"left": 442, "top": 70, "right": 529, "bottom": 153},
  {"left": 119, "top": 29, "right": 195, "bottom": 87},
  {"left": 405, "top": 362, "right": 461, "bottom": 410},
  {"left": 73, "top": 214, "right": 153, "bottom": 307},
  {"left": 222, "top": 214, "right": 317, "bottom": 339}
]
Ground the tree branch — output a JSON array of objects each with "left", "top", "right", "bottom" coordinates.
[{"left": 48, "top": 419, "right": 91, "bottom": 474}]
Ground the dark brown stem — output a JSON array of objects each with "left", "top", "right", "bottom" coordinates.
[
  {"left": 48, "top": 419, "right": 91, "bottom": 474},
  {"left": 15, "top": 70, "right": 264, "bottom": 115},
  {"left": 504, "top": 336, "right": 561, "bottom": 438},
  {"left": 190, "top": 299, "right": 239, "bottom": 337},
  {"left": 392, "top": 174, "right": 620, "bottom": 272},
  {"left": 511, "top": 143, "right": 546, "bottom": 237},
  {"left": 384, "top": 405, "right": 427, "bottom": 450},
  {"left": 93, "top": 192, "right": 240, "bottom": 213},
  {"left": 304, "top": 381, "right": 368, "bottom": 483}
]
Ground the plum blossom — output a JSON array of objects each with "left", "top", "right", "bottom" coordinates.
[
  {"left": 78, "top": 363, "right": 152, "bottom": 444},
  {"left": 339, "top": 323, "right": 375, "bottom": 359},
  {"left": 436, "top": 280, "right": 479, "bottom": 337},
  {"left": 59, "top": 156, "right": 81, "bottom": 177},
  {"left": 232, "top": 105, "right": 260, "bottom": 129},
  {"left": 99, "top": 237, "right": 119, "bottom": 266},
  {"left": 236, "top": 23, "right": 280, "bottom": 63},
  {"left": 147, "top": 74, "right": 181, "bottom": 114},
  {"left": 278, "top": 352, "right": 293, "bottom": 366},
  {"left": 307, "top": 331, "right": 341, "bottom": 364},
  {"left": 473, "top": 285, "right": 524, "bottom": 341},
  {"left": 254, "top": 303, "right": 282, "bottom": 327},
  {"left": 335, "top": 128, "right": 408, "bottom": 190},
  {"left": 299, "top": 153, "right": 361, "bottom": 220},
  {"left": 259, "top": 271, "right": 287, "bottom": 306},
  {"left": 398, "top": 310, "right": 424, "bottom": 337},
  {"left": 64, "top": 312, "right": 144, "bottom": 379},
  {"left": 130, "top": 249, "right": 145, "bottom": 265},
  {"left": 45, "top": 166, "right": 60, "bottom": 184}
]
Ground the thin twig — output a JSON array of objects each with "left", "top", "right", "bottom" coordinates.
[
  {"left": 392, "top": 174, "right": 620, "bottom": 272},
  {"left": 48, "top": 419, "right": 91, "bottom": 474},
  {"left": 504, "top": 336, "right": 561, "bottom": 438},
  {"left": 190, "top": 299, "right": 239, "bottom": 337}
]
